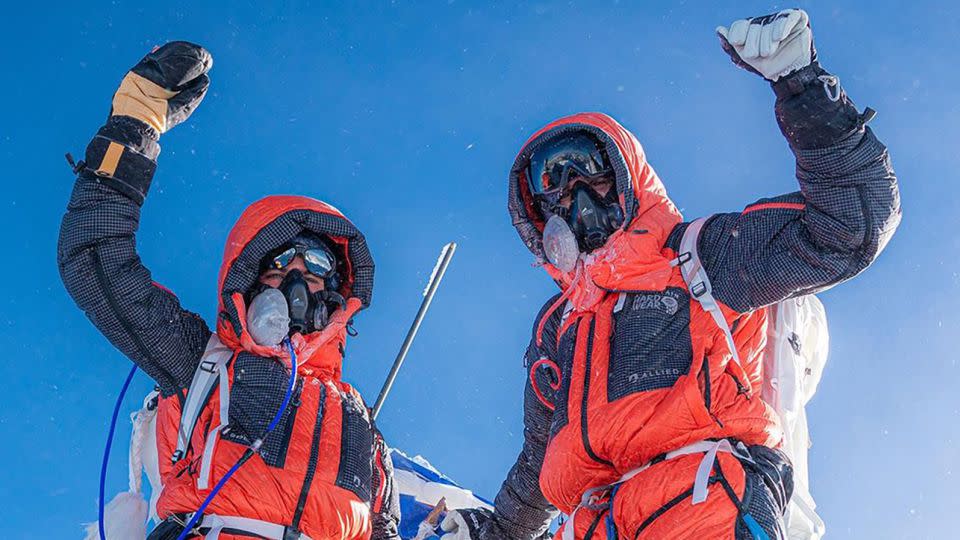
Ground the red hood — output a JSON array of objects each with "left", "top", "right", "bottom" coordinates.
[
  {"left": 215, "top": 195, "right": 375, "bottom": 376},
  {"left": 507, "top": 113, "right": 683, "bottom": 309}
]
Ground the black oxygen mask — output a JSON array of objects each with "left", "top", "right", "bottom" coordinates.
[
  {"left": 566, "top": 182, "right": 624, "bottom": 252},
  {"left": 279, "top": 270, "right": 312, "bottom": 335}
]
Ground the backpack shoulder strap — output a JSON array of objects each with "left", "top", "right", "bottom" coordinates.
[
  {"left": 678, "top": 217, "right": 743, "bottom": 368},
  {"left": 172, "top": 334, "right": 233, "bottom": 464}
]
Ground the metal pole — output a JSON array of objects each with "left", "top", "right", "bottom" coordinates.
[{"left": 372, "top": 242, "right": 457, "bottom": 420}]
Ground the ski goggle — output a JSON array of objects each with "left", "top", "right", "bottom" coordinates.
[
  {"left": 268, "top": 245, "right": 337, "bottom": 277},
  {"left": 527, "top": 132, "right": 612, "bottom": 197}
]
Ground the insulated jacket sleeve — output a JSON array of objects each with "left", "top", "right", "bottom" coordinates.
[
  {"left": 488, "top": 297, "right": 561, "bottom": 540},
  {"left": 675, "top": 64, "right": 901, "bottom": 313},
  {"left": 371, "top": 428, "right": 401, "bottom": 540},
  {"left": 58, "top": 116, "right": 212, "bottom": 395}
]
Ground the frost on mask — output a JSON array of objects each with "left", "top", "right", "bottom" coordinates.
[
  {"left": 543, "top": 214, "right": 580, "bottom": 273},
  {"left": 247, "top": 288, "right": 291, "bottom": 346}
]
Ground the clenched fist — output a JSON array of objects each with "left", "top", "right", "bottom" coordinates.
[
  {"left": 111, "top": 41, "right": 213, "bottom": 134},
  {"left": 716, "top": 9, "right": 815, "bottom": 82}
]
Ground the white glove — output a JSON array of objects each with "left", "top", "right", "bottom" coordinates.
[
  {"left": 716, "top": 9, "right": 814, "bottom": 82},
  {"left": 439, "top": 509, "right": 489, "bottom": 540}
]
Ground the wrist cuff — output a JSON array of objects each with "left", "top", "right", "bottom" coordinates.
[
  {"left": 82, "top": 116, "right": 160, "bottom": 205},
  {"left": 773, "top": 64, "right": 864, "bottom": 150},
  {"left": 99, "top": 115, "right": 161, "bottom": 158},
  {"left": 771, "top": 63, "right": 826, "bottom": 99}
]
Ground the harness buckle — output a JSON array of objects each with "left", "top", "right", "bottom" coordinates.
[
  {"left": 690, "top": 281, "right": 708, "bottom": 299},
  {"left": 199, "top": 359, "right": 218, "bottom": 373},
  {"left": 283, "top": 526, "right": 303, "bottom": 540}
]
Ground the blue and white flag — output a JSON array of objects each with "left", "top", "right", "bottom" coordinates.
[{"left": 390, "top": 449, "right": 493, "bottom": 540}]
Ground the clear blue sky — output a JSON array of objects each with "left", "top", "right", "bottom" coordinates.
[{"left": 1, "top": 1, "right": 956, "bottom": 538}]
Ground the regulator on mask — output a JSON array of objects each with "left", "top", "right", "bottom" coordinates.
[
  {"left": 279, "top": 270, "right": 317, "bottom": 335},
  {"left": 565, "top": 182, "right": 624, "bottom": 252},
  {"left": 539, "top": 182, "right": 624, "bottom": 265}
]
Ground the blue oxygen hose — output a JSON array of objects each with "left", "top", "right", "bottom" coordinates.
[
  {"left": 99, "top": 363, "right": 139, "bottom": 540},
  {"left": 174, "top": 339, "right": 299, "bottom": 540}
]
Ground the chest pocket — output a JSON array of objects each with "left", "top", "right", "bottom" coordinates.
[
  {"left": 225, "top": 351, "right": 303, "bottom": 468},
  {"left": 607, "top": 287, "right": 693, "bottom": 402}
]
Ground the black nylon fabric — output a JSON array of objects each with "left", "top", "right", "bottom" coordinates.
[
  {"left": 493, "top": 71, "right": 900, "bottom": 539},
  {"left": 733, "top": 446, "right": 793, "bottom": 540},
  {"left": 664, "top": 127, "right": 899, "bottom": 314},
  {"left": 773, "top": 63, "right": 862, "bottom": 150},
  {"left": 222, "top": 351, "right": 303, "bottom": 467},
  {"left": 84, "top": 133, "right": 157, "bottom": 205},
  {"left": 607, "top": 287, "right": 693, "bottom": 401},
  {"left": 96, "top": 115, "right": 161, "bottom": 159},
  {"left": 336, "top": 390, "right": 374, "bottom": 501},
  {"left": 59, "top": 176, "right": 212, "bottom": 395}
]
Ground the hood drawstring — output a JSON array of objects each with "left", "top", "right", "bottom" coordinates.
[{"left": 536, "top": 285, "right": 576, "bottom": 348}]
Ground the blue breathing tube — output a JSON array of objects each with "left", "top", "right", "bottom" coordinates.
[
  {"left": 98, "top": 364, "right": 139, "bottom": 540},
  {"left": 95, "top": 339, "right": 299, "bottom": 540},
  {"left": 175, "top": 338, "right": 299, "bottom": 540}
]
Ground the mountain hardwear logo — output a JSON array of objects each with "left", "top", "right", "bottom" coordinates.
[{"left": 631, "top": 293, "right": 680, "bottom": 315}]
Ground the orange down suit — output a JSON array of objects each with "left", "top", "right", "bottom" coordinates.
[
  {"left": 492, "top": 99, "right": 900, "bottom": 539},
  {"left": 59, "top": 162, "right": 399, "bottom": 539}
]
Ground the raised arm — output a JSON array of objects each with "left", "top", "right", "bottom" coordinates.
[
  {"left": 57, "top": 42, "right": 215, "bottom": 394},
  {"left": 673, "top": 10, "right": 901, "bottom": 312}
]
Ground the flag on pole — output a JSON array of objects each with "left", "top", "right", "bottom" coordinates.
[{"left": 390, "top": 449, "right": 493, "bottom": 540}]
